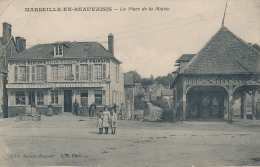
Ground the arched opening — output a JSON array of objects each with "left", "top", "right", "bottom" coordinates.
[
  {"left": 186, "top": 86, "right": 228, "bottom": 119},
  {"left": 233, "top": 85, "right": 260, "bottom": 120}
]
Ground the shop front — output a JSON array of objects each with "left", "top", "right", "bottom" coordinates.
[{"left": 7, "top": 82, "right": 107, "bottom": 117}]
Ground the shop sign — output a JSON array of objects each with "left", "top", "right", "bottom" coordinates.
[
  {"left": 8, "top": 58, "right": 109, "bottom": 65},
  {"left": 6, "top": 83, "right": 106, "bottom": 88}
]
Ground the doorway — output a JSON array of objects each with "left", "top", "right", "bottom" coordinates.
[
  {"left": 28, "top": 91, "right": 35, "bottom": 105},
  {"left": 64, "top": 90, "right": 72, "bottom": 112},
  {"left": 187, "top": 86, "right": 227, "bottom": 119}
]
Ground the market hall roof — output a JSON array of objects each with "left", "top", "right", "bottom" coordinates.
[
  {"left": 8, "top": 41, "right": 122, "bottom": 64},
  {"left": 180, "top": 26, "right": 260, "bottom": 75},
  {"left": 175, "top": 54, "right": 195, "bottom": 63}
]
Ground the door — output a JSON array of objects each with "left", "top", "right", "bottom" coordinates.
[
  {"left": 64, "top": 90, "right": 72, "bottom": 112},
  {"left": 28, "top": 91, "right": 35, "bottom": 106}
]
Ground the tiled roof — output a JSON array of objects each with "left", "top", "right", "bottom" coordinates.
[
  {"left": 175, "top": 54, "right": 195, "bottom": 63},
  {"left": 124, "top": 73, "right": 134, "bottom": 86},
  {"left": 180, "top": 26, "right": 260, "bottom": 75},
  {"left": 8, "top": 41, "right": 121, "bottom": 63}
]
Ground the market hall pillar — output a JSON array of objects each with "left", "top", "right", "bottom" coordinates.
[
  {"left": 182, "top": 79, "right": 187, "bottom": 121},
  {"left": 241, "top": 92, "right": 247, "bottom": 119},
  {"left": 227, "top": 83, "right": 234, "bottom": 123},
  {"left": 251, "top": 89, "right": 256, "bottom": 120}
]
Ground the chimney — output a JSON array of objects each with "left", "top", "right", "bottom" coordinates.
[
  {"left": 2, "top": 22, "right": 12, "bottom": 45},
  {"left": 16, "top": 37, "right": 26, "bottom": 52},
  {"left": 108, "top": 33, "right": 114, "bottom": 55}
]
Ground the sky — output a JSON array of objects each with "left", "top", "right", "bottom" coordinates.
[{"left": 0, "top": 0, "right": 259, "bottom": 78}]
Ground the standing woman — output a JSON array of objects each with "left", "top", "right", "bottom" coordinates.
[
  {"left": 110, "top": 109, "right": 117, "bottom": 134},
  {"left": 102, "top": 106, "right": 110, "bottom": 134}
]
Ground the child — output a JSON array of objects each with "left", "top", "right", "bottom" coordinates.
[
  {"left": 97, "top": 111, "right": 103, "bottom": 134},
  {"left": 102, "top": 106, "right": 110, "bottom": 134},
  {"left": 110, "top": 109, "right": 117, "bottom": 135}
]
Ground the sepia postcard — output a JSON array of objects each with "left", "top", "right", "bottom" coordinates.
[{"left": 0, "top": 0, "right": 259, "bottom": 166}]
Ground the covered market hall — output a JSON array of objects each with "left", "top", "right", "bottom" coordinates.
[{"left": 172, "top": 26, "right": 260, "bottom": 122}]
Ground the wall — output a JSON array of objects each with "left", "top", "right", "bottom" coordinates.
[
  {"left": 124, "top": 86, "right": 134, "bottom": 119},
  {"left": 109, "top": 59, "right": 124, "bottom": 107}
]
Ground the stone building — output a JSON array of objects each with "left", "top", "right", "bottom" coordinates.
[
  {"left": 6, "top": 33, "right": 124, "bottom": 117},
  {"left": 0, "top": 22, "right": 25, "bottom": 118},
  {"left": 172, "top": 26, "right": 260, "bottom": 122}
]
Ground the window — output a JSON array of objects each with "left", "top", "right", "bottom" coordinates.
[
  {"left": 36, "top": 66, "right": 46, "bottom": 81},
  {"left": 81, "top": 91, "right": 88, "bottom": 106},
  {"left": 55, "top": 45, "right": 63, "bottom": 56},
  {"left": 37, "top": 91, "right": 44, "bottom": 105},
  {"left": 120, "top": 92, "right": 123, "bottom": 105},
  {"left": 51, "top": 90, "right": 58, "bottom": 104},
  {"left": 15, "top": 66, "right": 29, "bottom": 82},
  {"left": 19, "top": 66, "right": 26, "bottom": 81},
  {"left": 94, "top": 64, "right": 102, "bottom": 80},
  {"left": 112, "top": 91, "right": 115, "bottom": 105},
  {"left": 80, "top": 64, "right": 88, "bottom": 80},
  {"left": 64, "top": 64, "right": 73, "bottom": 80},
  {"left": 116, "top": 91, "right": 119, "bottom": 105},
  {"left": 95, "top": 90, "right": 102, "bottom": 106},
  {"left": 51, "top": 65, "right": 58, "bottom": 81},
  {"left": 116, "top": 67, "right": 119, "bottom": 83},
  {"left": 15, "top": 91, "right": 25, "bottom": 105}
]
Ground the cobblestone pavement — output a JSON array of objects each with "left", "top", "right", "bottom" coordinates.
[{"left": 0, "top": 114, "right": 260, "bottom": 167}]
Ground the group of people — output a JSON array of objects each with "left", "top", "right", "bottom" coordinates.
[
  {"left": 72, "top": 100, "right": 118, "bottom": 134},
  {"left": 96, "top": 106, "right": 117, "bottom": 135},
  {"left": 73, "top": 99, "right": 96, "bottom": 117}
]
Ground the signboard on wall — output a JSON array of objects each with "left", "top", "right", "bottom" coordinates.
[
  {"left": 183, "top": 95, "right": 186, "bottom": 102},
  {"left": 8, "top": 59, "right": 110, "bottom": 65},
  {"left": 6, "top": 83, "right": 106, "bottom": 88}
]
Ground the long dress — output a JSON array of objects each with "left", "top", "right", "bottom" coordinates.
[
  {"left": 97, "top": 117, "right": 103, "bottom": 128},
  {"left": 102, "top": 111, "right": 110, "bottom": 128},
  {"left": 110, "top": 113, "right": 117, "bottom": 128}
]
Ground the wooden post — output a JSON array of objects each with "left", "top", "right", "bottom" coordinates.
[
  {"left": 182, "top": 79, "right": 187, "bottom": 121},
  {"left": 132, "top": 86, "right": 135, "bottom": 120},
  {"left": 241, "top": 92, "right": 247, "bottom": 119},
  {"left": 228, "top": 83, "right": 233, "bottom": 123},
  {"left": 257, "top": 99, "right": 260, "bottom": 120},
  {"left": 251, "top": 90, "right": 256, "bottom": 120}
]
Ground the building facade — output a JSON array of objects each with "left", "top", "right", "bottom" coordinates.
[
  {"left": 0, "top": 22, "right": 25, "bottom": 118},
  {"left": 173, "top": 26, "right": 260, "bottom": 121},
  {"left": 6, "top": 34, "right": 124, "bottom": 117}
]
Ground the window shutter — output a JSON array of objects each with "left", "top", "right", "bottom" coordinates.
[
  {"left": 43, "top": 66, "right": 47, "bottom": 80},
  {"left": 102, "top": 90, "right": 106, "bottom": 105},
  {"left": 76, "top": 65, "right": 79, "bottom": 81},
  {"left": 14, "top": 66, "right": 18, "bottom": 82},
  {"left": 116, "top": 67, "right": 119, "bottom": 82},
  {"left": 26, "top": 66, "right": 30, "bottom": 82},
  {"left": 32, "top": 66, "right": 35, "bottom": 82},
  {"left": 102, "top": 64, "right": 106, "bottom": 80},
  {"left": 117, "top": 67, "right": 119, "bottom": 82},
  {"left": 88, "top": 64, "right": 93, "bottom": 80}
]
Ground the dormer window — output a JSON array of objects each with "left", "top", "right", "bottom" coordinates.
[{"left": 54, "top": 45, "right": 63, "bottom": 57}]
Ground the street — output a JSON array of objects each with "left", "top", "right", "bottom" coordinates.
[{"left": 0, "top": 114, "right": 260, "bottom": 167}]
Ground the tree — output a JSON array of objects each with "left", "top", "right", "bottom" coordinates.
[
  {"left": 150, "top": 74, "right": 154, "bottom": 81},
  {"left": 127, "top": 70, "right": 142, "bottom": 83},
  {"left": 155, "top": 73, "right": 174, "bottom": 88},
  {"left": 140, "top": 78, "right": 154, "bottom": 91}
]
